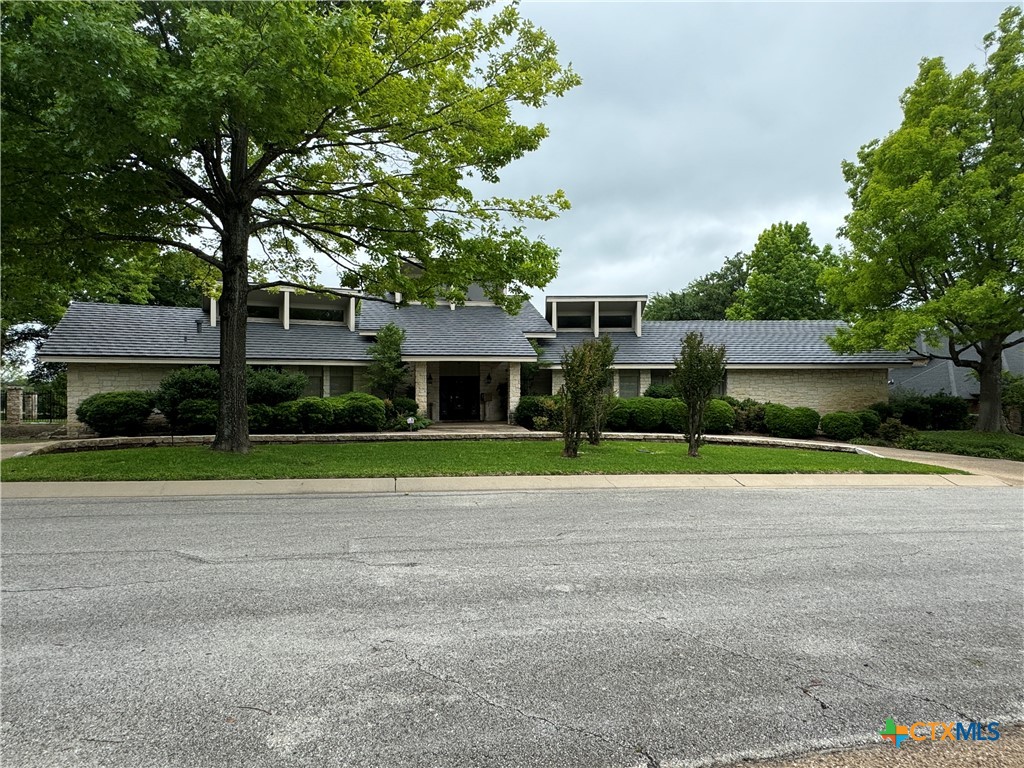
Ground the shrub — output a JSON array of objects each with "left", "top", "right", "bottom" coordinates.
[
  {"left": 155, "top": 366, "right": 219, "bottom": 427},
  {"left": 76, "top": 391, "right": 155, "bottom": 437},
  {"left": 605, "top": 399, "right": 634, "bottom": 431},
  {"left": 632, "top": 398, "right": 664, "bottom": 431},
  {"left": 890, "top": 391, "right": 931, "bottom": 430},
  {"left": 298, "top": 397, "right": 336, "bottom": 433},
  {"left": 533, "top": 416, "right": 549, "bottom": 430},
  {"left": 868, "top": 401, "right": 894, "bottom": 422},
  {"left": 393, "top": 396, "right": 419, "bottom": 417},
  {"left": 248, "top": 403, "right": 275, "bottom": 433},
  {"left": 925, "top": 393, "right": 969, "bottom": 430},
  {"left": 513, "top": 395, "right": 548, "bottom": 429},
  {"left": 703, "top": 399, "right": 735, "bottom": 434},
  {"left": 246, "top": 367, "right": 307, "bottom": 406},
  {"left": 820, "top": 411, "right": 863, "bottom": 442},
  {"left": 330, "top": 392, "right": 386, "bottom": 432},
  {"left": 735, "top": 399, "right": 768, "bottom": 434},
  {"left": 662, "top": 399, "right": 688, "bottom": 433},
  {"left": 764, "top": 404, "right": 820, "bottom": 439},
  {"left": 855, "top": 409, "right": 882, "bottom": 437},
  {"left": 720, "top": 395, "right": 741, "bottom": 408},
  {"left": 878, "top": 418, "right": 913, "bottom": 444},
  {"left": 176, "top": 399, "right": 219, "bottom": 434},
  {"left": 273, "top": 400, "right": 301, "bottom": 433},
  {"left": 643, "top": 383, "right": 675, "bottom": 399}
]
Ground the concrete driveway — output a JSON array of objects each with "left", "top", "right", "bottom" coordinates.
[{"left": 2, "top": 487, "right": 1021, "bottom": 767}]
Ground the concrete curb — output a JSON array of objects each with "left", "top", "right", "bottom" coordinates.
[{"left": 0, "top": 473, "right": 1008, "bottom": 499}]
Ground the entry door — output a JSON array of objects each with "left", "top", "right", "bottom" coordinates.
[{"left": 439, "top": 376, "right": 480, "bottom": 421}]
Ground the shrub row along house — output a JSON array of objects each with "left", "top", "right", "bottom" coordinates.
[{"left": 38, "top": 289, "right": 917, "bottom": 436}]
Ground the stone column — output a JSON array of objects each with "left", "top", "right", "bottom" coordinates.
[
  {"left": 25, "top": 393, "right": 38, "bottom": 420},
  {"left": 6, "top": 386, "right": 23, "bottom": 424},
  {"left": 414, "top": 362, "right": 428, "bottom": 416},
  {"left": 612, "top": 370, "right": 621, "bottom": 397},
  {"left": 551, "top": 370, "right": 564, "bottom": 395},
  {"left": 507, "top": 362, "right": 521, "bottom": 424}
]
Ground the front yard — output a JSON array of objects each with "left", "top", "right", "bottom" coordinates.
[{"left": 0, "top": 440, "right": 955, "bottom": 482}]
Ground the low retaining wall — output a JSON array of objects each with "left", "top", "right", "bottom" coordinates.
[{"left": 22, "top": 431, "right": 862, "bottom": 456}]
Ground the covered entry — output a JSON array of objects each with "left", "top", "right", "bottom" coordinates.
[{"left": 439, "top": 362, "right": 480, "bottom": 421}]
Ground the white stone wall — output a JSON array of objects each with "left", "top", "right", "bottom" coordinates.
[
  {"left": 726, "top": 368, "right": 888, "bottom": 413},
  {"left": 67, "top": 363, "right": 185, "bottom": 435},
  {"left": 507, "top": 362, "right": 521, "bottom": 424}
]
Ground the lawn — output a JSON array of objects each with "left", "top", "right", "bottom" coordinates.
[
  {"left": 0, "top": 440, "right": 955, "bottom": 482},
  {"left": 900, "top": 430, "right": 1024, "bottom": 461}
]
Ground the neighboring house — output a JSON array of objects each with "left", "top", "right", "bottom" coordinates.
[
  {"left": 38, "top": 289, "right": 916, "bottom": 435},
  {"left": 888, "top": 333, "right": 1024, "bottom": 402}
]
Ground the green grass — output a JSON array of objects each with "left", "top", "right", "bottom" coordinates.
[
  {"left": 0, "top": 440, "right": 956, "bottom": 482},
  {"left": 900, "top": 430, "right": 1024, "bottom": 461}
]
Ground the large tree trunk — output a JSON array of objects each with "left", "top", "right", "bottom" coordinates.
[
  {"left": 974, "top": 339, "right": 1007, "bottom": 433},
  {"left": 211, "top": 209, "right": 251, "bottom": 454}
]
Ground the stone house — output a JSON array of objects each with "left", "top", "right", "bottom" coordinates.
[{"left": 38, "top": 289, "right": 916, "bottom": 435}]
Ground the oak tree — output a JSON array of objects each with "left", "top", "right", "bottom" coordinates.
[
  {"left": 1, "top": 0, "right": 579, "bottom": 451},
  {"left": 825, "top": 7, "right": 1024, "bottom": 432}
]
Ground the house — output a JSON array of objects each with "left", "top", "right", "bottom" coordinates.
[
  {"left": 888, "top": 333, "right": 1024, "bottom": 403},
  {"left": 38, "top": 289, "right": 917, "bottom": 435}
]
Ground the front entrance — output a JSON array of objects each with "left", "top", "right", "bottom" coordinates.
[{"left": 440, "top": 375, "right": 480, "bottom": 421}]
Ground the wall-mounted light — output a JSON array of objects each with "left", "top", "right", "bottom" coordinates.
[
  {"left": 427, "top": 373, "right": 433, "bottom": 384},
  {"left": 485, "top": 373, "right": 492, "bottom": 385}
]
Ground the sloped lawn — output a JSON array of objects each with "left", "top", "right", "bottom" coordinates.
[{"left": 0, "top": 440, "right": 955, "bottom": 482}]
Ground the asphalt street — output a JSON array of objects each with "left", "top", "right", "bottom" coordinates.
[{"left": 1, "top": 487, "right": 1021, "bottom": 768}]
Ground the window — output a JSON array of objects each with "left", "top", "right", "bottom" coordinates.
[
  {"left": 329, "top": 367, "right": 354, "bottom": 396},
  {"left": 600, "top": 314, "right": 633, "bottom": 329},
  {"left": 618, "top": 370, "right": 640, "bottom": 398},
  {"left": 558, "top": 314, "right": 592, "bottom": 329},
  {"left": 651, "top": 370, "right": 672, "bottom": 387},
  {"left": 248, "top": 305, "right": 279, "bottom": 319},
  {"left": 292, "top": 307, "right": 344, "bottom": 323}
]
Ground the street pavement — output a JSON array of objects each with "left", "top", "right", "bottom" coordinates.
[{"left": 1, "top": 487, "right": 1021, "bottom": 767}]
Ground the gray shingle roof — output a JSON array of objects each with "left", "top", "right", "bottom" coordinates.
[
  {"left": 39, "top": 303, "right": 374, "bottom": 362},
  {"left": 538, "top": 321, "right": 917, "bottom": 366},
  {"left": 357, "top": 300, "right": 551, "bottom": 357},
  {"left": 888, "top": 332, "right": 1024, "bottom": 397}
]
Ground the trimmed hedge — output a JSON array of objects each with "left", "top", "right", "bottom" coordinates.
[
  {"left": 248, "top": 403, "right": 276, "bottom": 433},
  {"left": 764, "top": 404, "right": 820, "bottom": 439},
  {"left": 513, "top": 395, "right": 562, "bottom": 430},
  {"left": 176, "top": 398, "right": 219, "bottom": 434},
  {"left": 856, "top": 409, "right": 881, "bottom": 437},
  {"left": 820, "top": 411, "right": 863, "bottom": 442},
  {"left": 246, "top": 367, "right": 307, "bottom": 406},
  {"left": 643, "top": 383, "right": 676, "bottom": 399},
  {"left": 328, "top": 392, "right": 387, "bottom": 432},
  {"left": 703, "top": 399, "right": 735, "bottom": 434},
  {"left": 76, "top": 391, "right": 155, "bottom": 437},
  {"left": 155, "top": 366, "right": 220, "bottom": 427}
]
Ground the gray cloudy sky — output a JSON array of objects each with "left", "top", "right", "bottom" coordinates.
[{"left": 486, "top": 1, "right": 1008, "bottom": 308}]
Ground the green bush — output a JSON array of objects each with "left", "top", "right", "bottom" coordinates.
[
  {"left": 248, "top": 403, "right": 275, "bottom": 433},
  {"left": 155, "top": 366, "right": 220, "bottom": 427},
  {"left": 890, "top": 391, "right": 931, "bottom": 430},
  {"left": 329, "top": 392, "right": 386, "bottom": 432},
  {"left": 764, "top": 404, "right": 820, "bottom": 439},
  {"left": 176, "top": 399, "right": 219, "bottom": 434},
  {"left": 856, "top": 409, "right": 882, "bottom": 437},
  {"left": 272, "top": 400, "right": 301, "bottom": 433},
  {"left": 820, "top": 411, "right": 863, "bottom": 442},
  {"left": 924, "top": 393, "right": 969, "bottom": 430},
  {"left": 734, "top": 399, "right": 768, "bottom": 434},
  {"left": 605, "top": 399, "right": 633, "bottom": 431},
  {"left": 643, "top": 383, "right": 676, "bottom": 399},
  {"left": 662, "top": 399, "right": 688, "bottom": 433},
  {"left": 868, "top": 401, "right": 894, "bottom": 422},
  {"left": 393, "top": 397, "right": 419, "bottom": 417},
  {"left": 246, "top": 367, "right": 307, "bottom": 406},
  {"left": 270, "top": 398, "right": 334, "bottom": 433},
  {"left": 76, "top": 391, "right": 155, "bottom": 437},
  {"left": 513, "top": 395, "right": 548, "bottom": 429},
  {"left": 703, "top": 399, "right": 735, "bottom": 434},
  {"left": 878, "top": 418, "right": 912, "bottom": 444},
  {"left": 632, "top": 398, "right": 664, "bottom": 431}
]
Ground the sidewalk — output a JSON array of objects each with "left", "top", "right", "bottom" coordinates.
[{"left": 0, "top": 471, "right": 1007, "bottom": 499}]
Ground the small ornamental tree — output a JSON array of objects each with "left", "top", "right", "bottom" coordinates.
[
  {"left": 671, "top": 332, "right": 727, "bottom": 457},
  {"left": 367, "top": 323, "right": 408, "bottom": 402},
  {"left": 559, "top": 336, "right": 616, "bottom": 458}
]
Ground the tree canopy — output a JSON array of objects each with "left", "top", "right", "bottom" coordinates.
[
  {"left": 1, "top": 0, "right": 579, "bottom": 451},
  {"left": 725, "top": 222, "right": 836, "bottom": 321},
  {"left": 644, "top": 253, "right": 748, "bottom": 321},
  {"left": 824, "top": 6, "right": 1024, "bottom": 432}
]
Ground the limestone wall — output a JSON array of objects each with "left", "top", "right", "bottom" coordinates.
[
  {"left": 67, "top": 363, "right": 184, "bottom": 435},
  {"left": 726, "top": 368, "right": 888, "bottom": 413}
]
